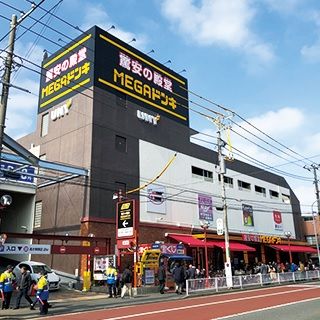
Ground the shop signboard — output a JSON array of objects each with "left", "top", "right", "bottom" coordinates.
[
  {"left": 198, "top": 194, "right": 213, "bottom": 221},
  {"left": 242, "top": 204, "right": 254, "bottom": 227},
  {"left": 242, "top": 233, "right": 281, "bottom": 244},
  {"left": 38, "top": 30, "right": 94, "bottom": 113},
  {"left": 273, "top": 210, "right": 283, "bottom": 231},
  {"left": 0, "top": 244, "right": 51, "bottom": 255},
  {"left": 95, "top": 26, "right": 189, "bottom": 126},
  {"left": 116, "top": 200, "right": 135, "bottom": 239}
]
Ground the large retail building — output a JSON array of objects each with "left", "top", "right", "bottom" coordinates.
[{"left": 17, "top": 26, "right": 313, "bottom": 274}]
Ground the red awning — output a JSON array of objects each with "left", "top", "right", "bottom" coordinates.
[
  {"left": 167, "top": 234, "right": 206, "bottom": 247},
  {"left": 269, "top": 245, "right": 317, "bottom": 253},
  {"left": 207, "top": 240, "right": 256, "bottom": 252}
]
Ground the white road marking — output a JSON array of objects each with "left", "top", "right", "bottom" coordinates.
[{"left": 213, "top": 296, "right": 320, "bottom": 320}]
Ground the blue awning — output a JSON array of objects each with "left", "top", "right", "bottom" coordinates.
[{"left": 162, "top": 254, "right": 193, "bottom": 260}]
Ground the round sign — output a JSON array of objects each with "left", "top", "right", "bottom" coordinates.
[
  {"left": 0, "top": 195, "right": 12, "bottom": 206},
  {"left": 94, "top": 247, "right": 100, "bottom": 254},
  {"left": 60, "top": 246, "right": 66, "bottom": 254}
]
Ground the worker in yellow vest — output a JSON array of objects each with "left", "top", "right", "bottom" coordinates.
[
  {"left": 0, "top": 265, "right": 14, "bottom": 310},
  {"left": 36, "top": 270, "right": 49, "bottom": 315},
  {"left": 105, "top": 262, "right": 117, "bottom": 298}
]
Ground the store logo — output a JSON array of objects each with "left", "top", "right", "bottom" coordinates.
[
  {"left": 51, "top": 99, "right": 72, "bottom": 121},
  {"left": 137, "top": 110, "right": 160, "bottom": 126}
]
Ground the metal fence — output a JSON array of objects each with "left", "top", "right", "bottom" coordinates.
[{"left": 185, "top": 270, "right": 320, "bottom": 296}]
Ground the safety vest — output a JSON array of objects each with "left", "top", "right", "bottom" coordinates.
[
  {"left": 0, "top": 271, "right": 14, "bottom": 293},
  {"left": 105, "top": 267, "right": 117, "bottom": 284},
  {"left": 36, "top": 276, "right": 49, "bottom": 300}
]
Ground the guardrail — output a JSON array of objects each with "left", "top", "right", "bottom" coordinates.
[{"left": 185, "top": 270, "right": 320, "bottom": 296}]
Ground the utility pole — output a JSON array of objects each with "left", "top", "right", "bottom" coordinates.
[
  {"left": 0, "top": 1, "right": 44, "bottom": 160},
  {"left": 0, "top": 14, "right": 17, "bottom": 160},
  {"left": 304, "top": 164, "right": 320, "bottom": 215},
  {"left": 216, "top": 117, "right": 233, "bottom": 288}
]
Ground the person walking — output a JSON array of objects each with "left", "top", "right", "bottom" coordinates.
[
  {"left": 36, "top": 270, "right": 49, "bottom": 316},
  {"left": 158, "top": 262, "right": 166, "bottom": 294},
  {"left": 0, "top": 265, "right": 14, "bottom": 310},
  {"left": 121, "top": 265, "right": 133, "bottom": 299},
  {"left": 105, "top": 262, "right": 118, "bottom": 298},
  {"left": 173, "top": 262, "right": 185, "bottom": 294},
  {"left": 14, "top": 266, "right": 34, "bottom": 309}
]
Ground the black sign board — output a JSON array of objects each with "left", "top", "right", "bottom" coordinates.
[
  {"left": 38, "top": 29, "right": 95, "bottom": 113},
  {"left": 94, "top": 26, "right": 189, "bottom": 126},
  {"left": 116, "top": 200, "right": 135, "bottom": 239}
]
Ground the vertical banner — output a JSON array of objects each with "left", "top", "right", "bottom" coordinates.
[
  {"left": 242, "top": 204, "right": 254, "bottom": 226},
  {"left": 198, "top": 194, "right": 213, "bottom": 221},
  {"left": 273, "top": 210, "right": 283, "bottom": 231}
]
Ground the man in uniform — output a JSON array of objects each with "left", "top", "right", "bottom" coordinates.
[
  {"left": 36, "top": 270, "right": 49, "bottom": 315},
  {"left": 105, "top": 262, "right": 117, "bottom": 298},
  {"left": 0, "top": 265, "right": 14, "bottom": 310}
]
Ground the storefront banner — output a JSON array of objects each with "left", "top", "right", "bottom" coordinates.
[
  {"left": 242, "top": 204, "right": 254, "bottom": 226},
  {"left": 198, "top": 194, "right": 213, "bottom": 221},
  {"left": 273, "top": 210, "right": 283, "bottom": 231}
]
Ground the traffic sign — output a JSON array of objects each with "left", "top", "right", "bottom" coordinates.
[
  {"left": 60, "top": 246, "right": 66, "bottom": 254},
  {"left": 94, "top": 247, "right": 100, "bottom": 254},
  {"left": 116, "top": 200, "right": 135, "bottom": 239},
  {"left": 0, "top": 195, "right": 12, "bottom": 206}
]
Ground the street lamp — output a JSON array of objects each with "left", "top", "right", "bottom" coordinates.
[
  {"left": 284, "top": 231, "right": 292, "bottom": 264},
  {"left": 200, "top": 221, "right": 209, "bottom": 278},
  {"left": 311, "top": 200, "right": 320, "bottom": 267}
]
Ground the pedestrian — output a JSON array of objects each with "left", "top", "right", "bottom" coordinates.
[
  {"left": 105, "top": 262, "right": 117, "bottom": 298},
  {"left": 0, "top": 265, "right": 14, "bottom": 310},
  {"left": 14, "top": 266, "right": 34, "bottom": 310},
  {"left": 158, "top": 262, "right": 166, "bottom": 294},
  {"left": 35, "top": 270, "right": 49, "bottom": 316},
  {"left": 173, "top": 262, "right": 185, "bottom": 294},
  {"left": 121, "top": 265, "right": 133, "bottom": 299}
]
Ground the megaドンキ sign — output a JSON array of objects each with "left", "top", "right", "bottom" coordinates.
[{"left": 116, "top": 200, "right": 136, "bottom": 239}]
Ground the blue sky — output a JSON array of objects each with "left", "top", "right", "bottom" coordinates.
[{"left": 1, "top": 0, "right": 320, "bottom": 212}]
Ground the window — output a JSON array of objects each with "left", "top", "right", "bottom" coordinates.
[
  {"left": 41, "top": 113, "right": 49, "bottom": 137},
  {"left": 115, "top": 135, "right": 127, "bottom": 152},
  {"left": 255, "top": 185, "right": 266, "bottom": 196},
  {"left": 34, "top": 201, "right": 42, "bottom": 228},
  {"left": 191, "top": 166, "right": 213, "bottom": 182},
  {"left": 238, "top": 180, "right": 251, "bottom": 191},
  {"left": 282, "top": 194, "right": 290, "bottom": 204},
  {"left": 270, "top": 190, "right": 279, "bottom": 199},
  {"left": 218, "top": 175, "right": 234, "bottom": 188}
]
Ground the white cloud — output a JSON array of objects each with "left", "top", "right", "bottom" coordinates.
[
  {"left": 301, "top": 43, "right": 320, "bottom": 62},
  {"left": 161, "top": 0, "right": 275, "bottom": 63},
  {"left": 81, "top": 4, "right": 148, "bottom": 50},
  {"left": 264, "top": 0, "right": 304, "bottom": 14},
  {"left": 243, "top": 107, "right": 305, "bottom": 137}
]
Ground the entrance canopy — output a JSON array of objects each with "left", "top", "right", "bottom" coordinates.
[
  {"left": 269, "top": 244, "right": 317, "bottom": 253},
  {"left": 167, "top": 234, "right": 206, "bottom": 247},
  {"left": 207, "top": 240, "right": 256, "bottom": 252}
]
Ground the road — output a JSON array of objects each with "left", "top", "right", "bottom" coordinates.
[
  {"left": 1, "top": 283, "right": 320, "bottom": 320},
  {"left": 30, "top": 284, "right": 320, "bottom": 320}
]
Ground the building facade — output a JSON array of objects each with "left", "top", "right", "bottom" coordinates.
[{"left": 18, "top": 26, "right": 306, "bottom": 274}]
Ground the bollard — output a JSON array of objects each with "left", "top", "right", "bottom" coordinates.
[{"left": 82, "top": 271, "right": 91, "bottom": 292}]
